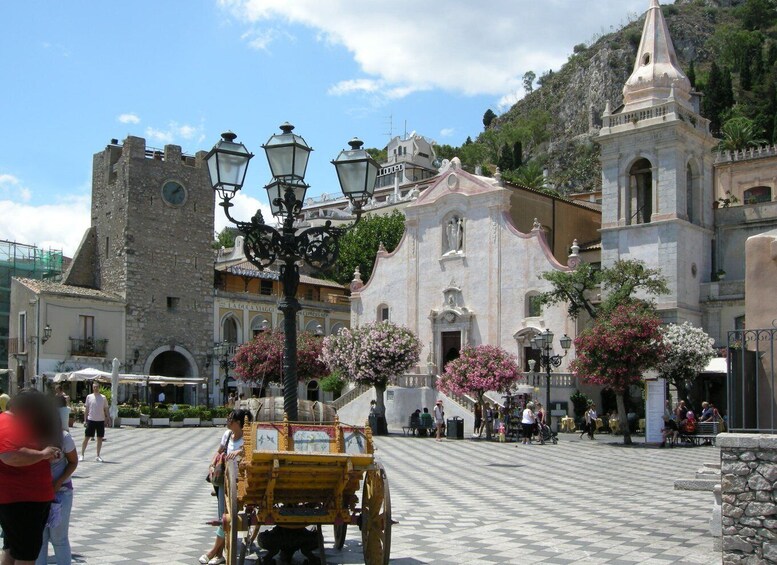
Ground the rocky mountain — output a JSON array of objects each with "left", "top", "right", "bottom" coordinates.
[{"left": 487, "top": 0, "right": 745, "bottom": 193}]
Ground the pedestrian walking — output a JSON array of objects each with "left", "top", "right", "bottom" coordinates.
[
  {"left": 473, "top": 403, "right": 482, "bottom": 437},
  {"left": 484, "top": 402, "right": 494, "bottom": 440},
  {"left": 433, "top": 400, "right": 445, "bottom": 442},
  {"left": 0, "top": 389, "right": 62, "bottom": 565},
  {"left": 582, "top": 404, "right": 597, "bottom": 440},
  {"left": 80, "top": 382, "right": 110, "bottom": 462},
  {"left": 54, "top": 385, "right": 70, "bottom": 430}
]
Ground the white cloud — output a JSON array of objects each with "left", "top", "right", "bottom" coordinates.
[
  {"left": 439, "top": 128, "right": 455, "bottom": 138},
  {"left": 117, "top": 113, "right": 140, "bottom": 124},
  {"left": 145, "top": 121, "right": 205, "bottom": 146},
  {"left": 220, "top": 0, "right": 647, "bottom": 104},
  {"left": 0, "top": 194, "right": 90, "bottom": 256},
  {"left": 240, "top": 27, "right": 294, "bottom": 51},
  {"left": 214, "top": 192, "right": 276, "bottom": 236},
  {"left": 0, "top": 173, "right": 33, "bottom": 202},
  {"left": 497, "top": 91, "right": 524, "bottom": 112}
]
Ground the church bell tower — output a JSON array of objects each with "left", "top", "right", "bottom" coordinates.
[{"left": 598, "top": 0, "right": 717, "bottom": 324}]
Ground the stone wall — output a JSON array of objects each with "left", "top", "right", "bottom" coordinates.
[{"left": 720, "top": 434, "right": 777, "bottom": 564}]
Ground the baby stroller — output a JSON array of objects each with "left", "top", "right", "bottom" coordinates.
[{"left": 534, "top": 421, "right": 558, "bottom": 444}]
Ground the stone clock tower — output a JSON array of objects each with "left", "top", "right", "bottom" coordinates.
[
  {"left": 598, "top": 0, "right": 717, "bottom": 325},
  {"left": 67, "top": 136, "right": 214, "bottom": 386}
]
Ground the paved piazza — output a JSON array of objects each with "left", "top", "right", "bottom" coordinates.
[{"left": 62, "top": 425, "right": 719, "bottom": 565}]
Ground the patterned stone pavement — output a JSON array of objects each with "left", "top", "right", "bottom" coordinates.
[{"left": 56, "top": 425, "right": 719, "bottom": 564}]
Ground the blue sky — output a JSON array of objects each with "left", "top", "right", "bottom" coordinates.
[{"left": 0, "top": 0, "right": 647, "bottom": 255}]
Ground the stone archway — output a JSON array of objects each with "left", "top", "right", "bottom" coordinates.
[{"left": 144, "top": 345, "right": 199, "bottom": 404}]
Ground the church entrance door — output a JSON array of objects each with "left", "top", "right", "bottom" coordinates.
[{"left": 441, "top": 331, "right": 461, "bottom": 371}]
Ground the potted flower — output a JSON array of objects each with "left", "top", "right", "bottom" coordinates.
[
  {"left": 118, "top": 406, "right": 141, "bottom": 427},
  {"left": 182, "top": 407, "right": 201, "bottom": 427},
  {"left": 170, "top": 410, "right": 185, "bottom": 428}
]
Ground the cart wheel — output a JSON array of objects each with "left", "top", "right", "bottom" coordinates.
[
  {"left": 361, "top": 462, "right": 391, "bottom": 565},
  {"left": 333, "top": 523, "right": 347, "bottom": 550},
  {"left": 224, "top": 459, "right": 240, "bottom": 565}
]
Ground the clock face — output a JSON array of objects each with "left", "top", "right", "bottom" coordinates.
[{"left": 161, "top": 181, "right": 187, "bottom": 206}]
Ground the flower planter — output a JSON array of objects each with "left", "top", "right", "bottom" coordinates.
[
  {"left": 213, "top": 417, "right": 228, "bottom": 426},
  {"left": 200, "top": 420, "right": 213, "bottom": 427},
  {"left": 120, "top": 417, "right": 141, "bottom": 427},
  {"left": 183, "top": 418, "right": 201, "bottom": 427},
  {"left": 151, "top": 418, "right": 170, "bottom": 427},
  {"left": 170, "top": 421, "right": 184, "bottom": 428}
]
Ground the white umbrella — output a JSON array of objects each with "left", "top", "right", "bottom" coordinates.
[{"left": 110, "top": 358, "right": 120, "bottom": 427}]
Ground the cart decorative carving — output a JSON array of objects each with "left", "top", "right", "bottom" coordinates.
[{"left": 224, "top": 415, "right": 391, "bottom": 565}]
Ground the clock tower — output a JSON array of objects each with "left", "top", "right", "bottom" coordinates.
[{"left": 70, "top": 135, "right": 215, "bottom": 387}]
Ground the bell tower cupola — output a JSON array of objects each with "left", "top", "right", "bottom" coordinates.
[{"left": 622, "top": 0, "right": 692, "bottom": 112}]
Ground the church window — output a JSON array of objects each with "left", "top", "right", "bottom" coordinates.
[
  {"left": 686, "top": 164, "right": 697, "bottom": 224},
  {"left": 526, "top": 293, "right": 543, "bottom": 317},
  {"left": 378, "top": 305, "right": 389, "bottom": 322},
  {"left": 629, "top": 159, "right": 652, "bottom": 225},
  {"left": 105, "top": 236, "right": 109, "bottom": 257},
  {"left": 167, "top": 297, "right": 180, "bottom": 311},
  {"left": 642, "top": 54, "right": 651, "bottom": 65},
  {"left": 743, "top": 186, "right": 771, "bottom": 204}
]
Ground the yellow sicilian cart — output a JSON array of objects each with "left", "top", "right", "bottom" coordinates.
[{"left": 224, "top": 413, "right": 391, "bottom": 565}]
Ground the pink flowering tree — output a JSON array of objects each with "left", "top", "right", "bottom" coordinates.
[
  {"left": 234, "top": 330, "right": 327, "bottom": 387},
  {"left": 571, "top": 303, "right": 667, "bottom": 444},
  {"left": 321, "top": 321, "right": 421, "bottom": 417},
  {"left": 438, "top": 345, "right": 522, "bottom": 409}
]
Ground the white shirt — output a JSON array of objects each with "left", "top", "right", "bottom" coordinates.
[
  {"left": 85, "top": 393, "right": 107, "bottom": 422},
  {"left": 433, "top": 405, "right": 444, "bottom": 424},
  {"left": 521, "top": 408, "right": 535, "bottom": 424},
  {"left": 221, "top": 430, "right": 244, "bottom": 454},
  {"left": 158, "top": 392, "right": 166, "bottom": 403}
]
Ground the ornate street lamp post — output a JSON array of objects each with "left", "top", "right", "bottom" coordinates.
[
  {"left": 206, "top": 124, "right": 378, "bottom": 420},
  {"left": 531, "top": 329, "right": 572, "bottom": 432},
  {"left": 214, "top": 341, "right": 236, "bottom": 407}
]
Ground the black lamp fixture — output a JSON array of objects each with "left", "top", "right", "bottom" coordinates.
[
  {"left": 206, "top": 123, "right": 378, "bottom": 420},
  {"left": 41, "top": 324, "right": 52, "bottom": 344},
  {"left": 531, "top": 329, "right": 572, "bottom": 438}
]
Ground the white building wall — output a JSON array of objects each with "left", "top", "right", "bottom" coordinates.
[{"left": 352, "top": 164, "right": 576, "bottom": 375}]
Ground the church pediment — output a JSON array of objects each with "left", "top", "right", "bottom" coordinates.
[{"left": 406, "top": 158, "right": 504, "bottom": 209}]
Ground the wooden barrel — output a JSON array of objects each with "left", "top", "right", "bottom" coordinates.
[{"left": 254, "top": 397, "right": 336, "bottom": 423}]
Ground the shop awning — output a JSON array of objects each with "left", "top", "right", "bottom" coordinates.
[{"left": 702, "top": 357, "right": 728, "bottom": 374}]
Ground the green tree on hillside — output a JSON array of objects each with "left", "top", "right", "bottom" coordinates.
[
  {"left": 523, "top": 71, "right": 536, "bottom": 95},
  {"left": 483, "top": 109, "right": 497, "bottom": 130}
]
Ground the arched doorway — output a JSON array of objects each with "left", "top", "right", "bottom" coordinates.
[
  {"left": 307, "top": 379, "right": 320, "bottom": 401},
  {"left": 146, "top": 347, "right": 197, "bottom": 404}
]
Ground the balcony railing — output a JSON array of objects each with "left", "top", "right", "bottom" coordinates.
[{"left": 70, "top": 338, "right": 108, "bottom": 357}]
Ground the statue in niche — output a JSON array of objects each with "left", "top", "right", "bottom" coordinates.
[{"left": 445, "top": 217, "right": 463, "bottom": 253}]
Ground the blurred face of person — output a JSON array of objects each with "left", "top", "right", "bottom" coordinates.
[{"left": 92, "top": 382, "right": 100, "bottom": 394}]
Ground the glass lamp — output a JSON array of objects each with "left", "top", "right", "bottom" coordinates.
[
  {"left": 265, "top": 179, "right": 309, "bottom": 217},
  {"left": 560, "top": 334, "right": 573, "bottom": 350},
  {"left": 262, "top": 123, "right": 312, "bottom": 182},
  {"left": 331, "top": 138, "right": 379, "bottom": 208},
  {"left": 205, "top": 132, "right": 253, "bottom": 200}
]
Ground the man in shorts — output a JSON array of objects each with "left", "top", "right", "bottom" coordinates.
[{"left": 80, "top": 382, "right": 110, "bottom": 462}]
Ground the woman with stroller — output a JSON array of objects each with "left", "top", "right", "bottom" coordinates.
[{"left": 534, "top": 403, "right": 545, "bottom": 444}]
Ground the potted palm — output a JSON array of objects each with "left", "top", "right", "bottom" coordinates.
[{"left": 170, "top": 410, "right": 185, "bottom": 428}]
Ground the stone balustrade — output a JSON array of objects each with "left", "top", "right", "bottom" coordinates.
[{"left": 601, "top": 100, "right": 710, "bottom": 134}]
